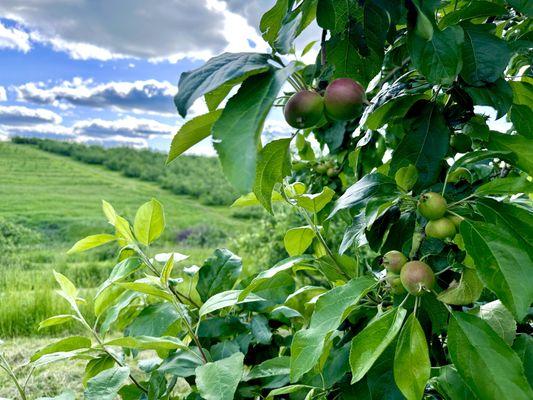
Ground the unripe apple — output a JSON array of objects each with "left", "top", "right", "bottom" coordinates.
[
  {"left": 381, "top": 250, "right": 408, "bottom": 274},
  {"left": 447, "top": 214, "right": 464, "bottom": 229},
  {"left": 326, "top": 167, "right": 339, "bottom": 177},
  {"left": 324, "top": 78, "right": 365, "bottom": 121},
  {"left": 284, "top": 90, "right": 324, "bottom": 129},
  {"left": 315, "top": 163, "right": 328, "bottom": 174},
  {"left": 425, "top": 217, "right": 456, "bottom": 240},
  {"left": 385, "top": 272, "right": 406, "bottom": 295},
  {"left": 400, "top": 261, "right": 435, "bottom": 296},
  {"left": 418, "top": 192, "right": 447, "bottom": 220},
  {"left": 450, "top": 134, "right": 472, "bottom": 153}
]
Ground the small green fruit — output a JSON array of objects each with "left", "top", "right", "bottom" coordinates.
[
  {"left": 448, "top": 167, "right": 470, "bottom": 183},
  {"left": 324, "top": 78, "right": 365, "bottom": 121},
  {"left": 326, "top": 167, "right": 339, "bottom": 177},
  {"left": 315, "top": 164, "right": 328, "bottom": 174},
  {"left": 400, "top": 261, "right": 435, "bottom": 296},
  {"left": 418, "top": 192, "right": 447, "bottom": 220},
  {"left": 447, "top": 214, "right": 464, "bottom": 229},
  {"left": 425, "top": 217, "right": 456, "bottom": 240},
  {"left": 385, "top": 273, "right": 406, "bottom": 295},
  {"left": 450, "top": 134, "right": 472, "bottom": 153},
  {"left": 382, "top": 250, "right": 408, "bottom": 274},
  {"left": 284, "top": 90, "right": 324, "bottom": 129}
]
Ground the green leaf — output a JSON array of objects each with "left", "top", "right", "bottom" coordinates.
[
  {"left": 100, "top": 291, "right": 141, "bottom": 334},
  {"left": 450, "top": 149, "right": 515, "bottom": 172},
  {"left": 431, "top": 365, "right": 478, "bottom": 400},
  {"left": 362, "top": 94, "right": 430, "bottom": 130},
  {"left": 199, "top": 290, "right": 265, "bottom": 317},
  {"left": 114, "top": 215, "right": 135, "bottom": 243},
  {"left": 408, "top": 25, "right": 464, "bottom": 84},
  {"left": 266, "top": 385, "right": 316, "bottom": 399},
  {"left": 460, "top": 23, "right": 511, "bottom": 86},
  {"left": 105, "top": 335, "right": 187, "bottom": 351},
  {"left": 329, "top": 173, "right": 400, "bottom": 217},
  {"left": 284, "top": 226, "right": 315, "bottom": 256},
  {"left": 38, "top": 314, "right": 78, "bottom": 330},
  {"left": 197, "top": 249, "right": 242, "bottom": 302},
  {"left": 253, "top": 138, "right": 292, "bottom": 213},
  {"left": 475, "top": 176, "right": 533, "bottom": 196},
  {"left": 126, "top": 303, "right": 181, "bottom": 338},
  {"left": 195, "top": 352, "right": 244, "bottom": 400},
  {"left": 395, "top": 164, "right": 419, "bottom": 191},
  {"left": 470, "top": 300, "right": 516, "bottom": 345},
  {"left": 205, "top": 84, "right": 233, "bottom": 111},
  {"left": 510, "top": 78, "right": 533, "bottom": 106},
  {"left": 439, "top": 1, "right": 507, "bottom": 29},
  {"left": 36, "top": 390, "right": 76, "bottom": 400},
  {"left": 67, "top": 234, "right": 116, "bottom": 254},
  {"left": 167, "top": 110, "right": 223, "bottom": 163},
  {"left": 275, "top": 12, "right": 302, "bottom": 54},
  {"left": 507, "top": 0, "right": 533, "bottom": 16},
  {"left": 245, "top": 356, "right": 290, "bottom": 380},
  {"left": 133, "top": 198, "right": 165, "bottom": 246},
  {"left": 260, "top": 0, "right": 290, "bottom": 45},
  {"left": 212, "top": 64, "right": 298, "bottom": 192},
  {"left": 412, "top": 0, "right": 434, "bottom": 41},
  {"left": 475, "top": 198, "right": 533, "bottom": 245},
  {"left": 118, "top": 278, "right": 174, "bottom": 302},
  {"left": 350, "top": 307, "right": 407, "bottom": 383},
  {"left": 31, "top": 336, "right": 92, "bottom": 362},
  {"left": 394, "top": 313, "right": 430, "bottom": 400},
  {"left": 84, "top": 366, "right": 130, "bottom": 400},
  {"left": 95, "top": 257, "right": 143, "bottom": 300},
  {"left": 174, "top": 52, "right": 272, "bottom": 117},
  {"left": 316, "top": 0, "right": 358, "bottom": 33},
  {"left": 295, "top": 186, "right": 335, "bottom": 214},
  {"left": 448, "top": 312, "right": 533, "bottom": 400},
  {"left": 461, "top": 220, "right": 533, "bottom": 321},
  {"left": 510, "top": 104, "right": 533, "bottom": 139},
  {"left": 390, "top": 102, "right": 450, "bottom": 189},
  {"left": 53, "top": 270, "right": 78, "bottom": 299},
  {"left": 464, "top": 78, "right": 513, "bottom": 118},
  {"left": 488, "top": 132, "right": 533, "bottom": 175},
  {"left": 512, "top": 334, "right": 533, "bottom": 388},
  {"left": 326, "top": 34, "right": 382, "bottom": 86},
  {"left": 239, "top": 255, "right": 314, "bottom": 301},
  {"left": 102, "top": 200, "right": 117, "bottom": 225},
  {"left": 290, "top": 277, "right": 376, "bottom": 382},
  {"left": 437, "top": 268, "right": 484, "bottom": 305},
  {"left": 364, "top": 1, "right": 390, "bottom": 55},
  {"left": 83, "top": 356, "right": 115, "bottom": 386}
]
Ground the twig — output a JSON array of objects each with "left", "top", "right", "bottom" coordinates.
[{"left": 320, "top": 29, "right": 327, "bottom": 66}]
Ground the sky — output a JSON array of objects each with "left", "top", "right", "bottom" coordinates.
[{"left": 0, "top": 0, "right": 318, "bottom": 154}]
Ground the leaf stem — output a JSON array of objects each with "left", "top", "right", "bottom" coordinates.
[{"left": 0, "top": 353, "right": 27, "bottom": 400}]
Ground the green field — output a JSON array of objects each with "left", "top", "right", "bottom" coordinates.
[{"left": 0, "top": 142, "right": 251, "bottom": 337}]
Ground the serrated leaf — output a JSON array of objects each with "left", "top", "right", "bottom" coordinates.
[
  {"left": 470, "top": 300, "right": 516, "bottom": 345},
  {"left": 197, "top": 249, "right": 242, "bottom": 302},
  {"left": 212, "top": 64, "right": 298, "bottom": 192},
  {"left": 175, "top": 52, "right": 272, "bottom": 117},
  {"left": 460, "top": 220, "right": 533, "bottom": 321},
  {"left": 464, "top": 78, "right": 513, "bottom": 119},
  {"left": 284, "top": 226, "right": 315, "bottom": 256},
  {"left": 475, "top": 176, "right": 533, "bottom": 196},
  {"left": 439, "top": 1, "right": 507, "bottom": 28},
  {"left": 105, "top": 336, "right": 187, "bottom": 351},
  {"left": 448, "top": 312, "right": 533, "bottom": 400},
  {"left": 67, "top": 234, "right": 116, "bottom": 254},
  {"left": 31, "top": 336, "right": 92, "bottom": 362},
  {"left": 38, "top": 315, "right": 78, "bottom": 330},
  {"left": 199, "top": 290, "right": 265, "bottom": 317},
  {"left": 350, "top": 307, "right": 407, "bottom": 383},
  {"left": 102, "top": 200, "right": 117, "bottom": 225},
  {"left": 362, "top": 94, "right": 430, "bottom": 130},
  {"left": 394, "top": 314, "right": 430, "bottom": 400},
  {"left": 260, "top": 0, "right": 290, "bottom": 45},
  {"left": 408, "top": 25, "right": 464, "bottom": 84},
  {"left": 84, "top": 366, "right": 130, "bottom": 400},
  {"left": 133, "top": 198, "right": 165, "bottom": 246},
  {"left": 95, "top": 257, "right": 143, "bottom": 301},
  {"left": 167, "top": 110, "right": 223, "bottom": 163},
  {"left": 290, "top": 277, "right": 376, "bottom": 382},
  {"left": 437, "top": 268, "right": 484, "bottom": 305},
  {"left": 488, "top": 132, "right": 533, "bottom": 175},
  {"left": 253, "top": 138, "right": 292, "bottom": 213},
  {"left": 295, "top": 186, "right": 335, "bottom": 214},
  {"left": 118, "top": 279, "right": 173, "bottom": 302},
  {"left": 195, "top": 352, "right": 244, "bottom": 400}
]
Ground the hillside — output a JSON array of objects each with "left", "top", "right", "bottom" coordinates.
[{"left": 0, "top": 142, "right": 250, "bottom": 337}]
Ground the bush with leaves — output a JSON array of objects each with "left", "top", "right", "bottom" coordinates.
[{"left": 3, "top": 1, "right": 533, "bottom": 399}]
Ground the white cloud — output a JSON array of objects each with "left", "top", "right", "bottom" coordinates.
[
  {"left": 0, "top": 0, "right": 269, "bottom": 61},
  {"left": 0, "top": 20, "right": 31, "bottom": 52},
  {"left": 0, "top": 105, "right": 62, "bottom": 125},
  {"left": 72, "top": 116, "right": 174, "bottom": 138},
  {"left": 15, "top": 79, "right": 178, "bottom": 115},
  {"left": 0, "top": 87, "right": 7, "bottom": 102}
]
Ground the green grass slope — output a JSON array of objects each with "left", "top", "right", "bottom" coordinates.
[{"left": 0, "top": 142, "right": 248, "bottom": 337}]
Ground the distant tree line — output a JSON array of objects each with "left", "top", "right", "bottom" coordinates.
[{"left": 11, "top": 137, "right": 239, "bottom": 206}]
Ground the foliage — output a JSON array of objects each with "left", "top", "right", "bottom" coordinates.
[
  {"left": 11, "top": 137, "right": 239, "bottom": 206},
  {"left": 3, "top": 1, "right": 532, "bottom": 399}
]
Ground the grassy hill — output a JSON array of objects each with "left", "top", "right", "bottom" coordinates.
[{"left": 0, "top": 142, "right": 250, "bottom": 337}]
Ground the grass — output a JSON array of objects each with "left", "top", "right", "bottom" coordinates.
[{"left": 0, "top": 142, "right": 251, "bottom": 337}]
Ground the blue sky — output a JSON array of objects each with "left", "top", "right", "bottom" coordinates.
[{"left": 0, "top": 0, "right": 303, "bottom": 154}]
